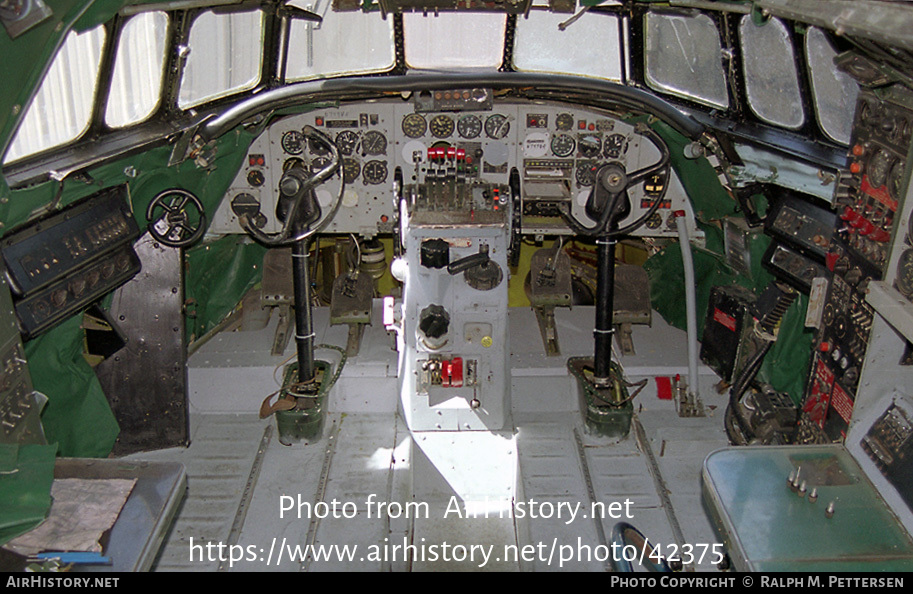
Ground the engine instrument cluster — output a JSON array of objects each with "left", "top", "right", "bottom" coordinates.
[{"left": 210, "top": 94, "right": 700, "bottom": 239}]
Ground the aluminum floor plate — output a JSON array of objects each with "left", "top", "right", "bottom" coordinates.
[{"left": 125, "top": 305, "right": 729, "bottom": 572}]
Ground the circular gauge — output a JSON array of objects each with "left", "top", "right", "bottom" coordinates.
[
  {"left": 822, "top": 303, "right": 835, "bottom": 326},
  {"left": 281, "top": 130, "right": 304, "bottom": 155},
  {"left": 867, "top": 149, "right": 892, "bottom": 188},
  {"left": 603, "top": 133, "right": 627, "bottom": 159},
  {"left": 308, "top": 136, "right": 329, "bottom": 156},
  {"left": 896, "top": 249, "right": 913, "bottom": 298},
  {"left": 457, "top": 114, "right": 482, "bottom": 139},
  {"left": 247, "top": 170, "right": 265, "bottom": 187},
  {"left": 283, "top": 157, "right": 305, "bottom": 171},
  {"left": 430, "top": 115, "right": 455, "bottom": 139},
  {"left": 335, "top": 130, "right": 359, "bottom": 156},
  {"left": 342, "top": 158, "right": 360, "bottom": 184},
  {"left": 363, "top": 160, "right": 388, "bottom": 185},
  {"left": 550, "top": 134, "right": 576, "bottom": 158},
  {"left": 645, "top": 211, "right": 663, "bottom": 229},
  {"left": 578, "top": 134, "right": 601, "bottom": 158},
  {"left": 576, "top": 162, "right": 597, "bottom": 187},
  {"left": 485, "top": 114, "right": 510, "bottom": 139},
  {"left": 555, "top": 113, "right": 574, "bottom": 131},
  {"left": 402, "top": 114, "right": 427, "bottom": 139},
  {"left": 311, "top": 156, "right": 330, "bottom": 175},
  {"left": 361, "top": 131, "right": 387, "bottom": 156},
  {"left": 889, "top": 160, "right": 906, "bottom": 200}
]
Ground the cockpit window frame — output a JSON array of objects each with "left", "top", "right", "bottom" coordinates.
[
  {"left": 641, "top": 9, "right": 731, "bottom": 111},
  {"left": 176, "top": 8, "right": 267, "bottom": 111},
  {"left": 3, "top": 24, "right": 110, "bottom": 166},
  {"left": 511, "top": 8, "right": 624, "bottom": 82},
  {"left": 104, "top": 11, "right": 172, "bottom": 130},
  {"left": 2, "top": 3, "right": 860, "bottom": 178}
]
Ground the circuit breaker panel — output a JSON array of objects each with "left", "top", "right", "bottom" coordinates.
[
  {"left": 397, "top": 174, "right": 512, "bottom": 432},
  {"left": 800, "top": 87, "right": 913, "bottom": 443}
]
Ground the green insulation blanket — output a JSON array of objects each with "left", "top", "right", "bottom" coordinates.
[
  {"left": 24, "top": 317, "right": 119, "bottom": 458},
  {"left": 185, "top": 236, "right": 267, "bottom": 344},
  {"left": 0, "top": 443, "right": 56, "bottom": 547},
  {"left": 6, "top": 121, "right": 256, "bottom": 459},
  {"left": 644, "top": 217, "right": 815, "bottom": 404}
]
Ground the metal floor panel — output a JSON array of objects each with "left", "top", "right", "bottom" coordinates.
[
  {"left": 129, "top": 304, "right": 733, "bottom": 572},
  {"left": 125, "top": 414, "right": 269, "bottom": 571},
  {"left": 308, "top": 413, "right": 400, "bottom": 572},
  {"left": 514, "top": 415, "right": 605, "bottom": 571}
]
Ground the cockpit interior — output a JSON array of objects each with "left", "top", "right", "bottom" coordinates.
[{"left": 2, "top": 0, "right": 913, "bottom": 573}]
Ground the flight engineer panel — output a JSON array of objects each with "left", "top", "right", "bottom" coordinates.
[{"left": 210, "top": 94, "right": 701, "bottom": 239}]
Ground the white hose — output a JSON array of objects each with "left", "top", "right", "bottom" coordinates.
[{"left": 675, "top": 212, "right": 700, "bottom": 399}]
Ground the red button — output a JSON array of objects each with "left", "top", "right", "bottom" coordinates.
[
  {"left": 852, "top": 144, "right": 865, "bottom": 157},
  {"left": 850, "top": 162, "right": 861, "bottom": 174}
]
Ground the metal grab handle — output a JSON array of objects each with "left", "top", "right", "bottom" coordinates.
[
  {"left": 447, "top": 246, "right": 490, "bottom": 275},
  {"left": 239, "top": 125, "right": 344, "bottom": 246}
]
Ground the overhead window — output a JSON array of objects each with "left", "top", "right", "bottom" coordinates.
[
  {"left": 105, "top": 11, "right": 169, "bottom": 128},
  {"left": 404, "top": 12, "right": 505, "bottom": 70},
  {"left": 178, "top": 10, "right": 264, "bottom": 109},
  {"left": 644, "top": 11, "right": 728, "bottom": 109},
  {"left": 805, "top": 27, "right": 859, "bottom": 145},
  {"left": 4, "top": 26, "right": 106, "bottom": 164},
  {"left": 739, "top": 16, "right": 803, "bottom": 129},
  {"left": 513, "top": 11, "right": 622, "bottom": 81},
  {"left": 286, "top": 1, "right": 394, "bottom": 80}
]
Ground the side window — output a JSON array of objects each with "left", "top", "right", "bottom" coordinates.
[
  {"left": 178, "top": 10, "right": 264, "bottom": 109},
  {"left": 805, "top": 27, "right": 859, "bottom": 144},
  {"left": 5, "top": 26, "right": 106, "bottom": 163},
  {"left": 644, "top": 11, "right": 728, "bottom": 109},
  {"left": 106, "top": 12, "right": 169, "bottom": 128},
  {"left": 739, "top": 16, "right": 804, "bottom": 129}
]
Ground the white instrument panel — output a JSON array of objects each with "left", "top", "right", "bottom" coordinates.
[{"left": 210, "top": 98, "right": 701, "bottom": 238}]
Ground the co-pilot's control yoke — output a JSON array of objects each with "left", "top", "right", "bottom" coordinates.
[{"left": 560, "top": 123, "right": 670, "bottom": 435}]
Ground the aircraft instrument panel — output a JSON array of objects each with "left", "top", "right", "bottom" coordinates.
[{"left": 210, "top": 96, "right": 701, "bottom": 239}]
